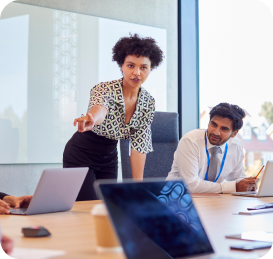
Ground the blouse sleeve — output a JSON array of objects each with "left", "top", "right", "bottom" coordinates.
[
  {"left": 130, "top": 98, "right": 155, "bottom": 154},
  {"left": 87, "top": 82, "right": 110, "bottom": 112}
]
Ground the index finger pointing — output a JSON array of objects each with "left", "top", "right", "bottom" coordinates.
[{"left": 74, "top": 118, "right": 79, "bottom": 126}]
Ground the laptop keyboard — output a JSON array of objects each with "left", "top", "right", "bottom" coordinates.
[{"left": 9, "top": 208, "right": 27, "bottom": 214}]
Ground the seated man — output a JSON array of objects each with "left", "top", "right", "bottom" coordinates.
[
  {"left": 166, "top": 103, "right": 257, "bottom": 193},
  {"left": 0, "top": 192, "right": 32, "bottom": 214}
]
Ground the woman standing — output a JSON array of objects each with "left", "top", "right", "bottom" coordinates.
[{"left": 63, "top": 34, "right": 164, "bottom": 200}]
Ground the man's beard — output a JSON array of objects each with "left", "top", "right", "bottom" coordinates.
[{"left": 208, "top": 133, "right": 232, "bottom": 146}]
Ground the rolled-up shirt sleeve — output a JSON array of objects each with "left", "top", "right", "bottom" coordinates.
[
  {"left": 131, "top": 99, "right": 155, "bottom": 154},
  {"left": 221, "top": 146, "right": 246, "bottom": 193},
  {"left": 176, "top": 138, "right": 224, "bottom": 193}
]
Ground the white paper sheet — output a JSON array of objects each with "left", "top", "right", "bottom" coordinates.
[{"left": 10, "top": 248, "right": 65, "bottom": 259}]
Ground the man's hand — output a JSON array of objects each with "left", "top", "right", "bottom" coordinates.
[
  {"left": 2, "top": 195, "right": 32, "bottom": 209},
  {"left": 74, "top": 113, "right": 95, "bottom": 132},
  {"left": 0, "top": 200, "right": 10, "bottom": 214},
  {"left": 236, "top": 177, "right": 259, "bottom": 192},
  {"left": 1, "top": 235, "right": 13, "bottom": 255}
]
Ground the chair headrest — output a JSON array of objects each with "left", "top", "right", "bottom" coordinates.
[{"left": 151, "top": 112, "right": 179, "bottom": 143}]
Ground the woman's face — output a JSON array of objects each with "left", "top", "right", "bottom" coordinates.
[{"left": 121, "top": 55, "right": 152, "bottom": 89}]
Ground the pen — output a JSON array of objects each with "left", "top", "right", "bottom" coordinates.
[{"left": 255, "top": 166, "right": 264, "bottom": 179}]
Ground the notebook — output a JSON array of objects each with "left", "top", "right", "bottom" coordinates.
[
  {"left": 9, "top": 167, "right": 88, "bottom": 215},
  {"left": 95, "top": 179, "right": 254, "bottom": 259},
  {"left": 231, "top": 161, "right": 273, "bottom": 197}
]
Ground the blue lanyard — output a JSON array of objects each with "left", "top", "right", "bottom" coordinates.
[{"left": 205, "top": 131, "right": 228, "bottom": 182}]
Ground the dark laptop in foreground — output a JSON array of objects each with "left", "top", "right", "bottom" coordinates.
[
  {"left": 9, "top": 168, "right": 88, "bottom": 215},
  {"left": 95, "top": 179, "right": 257, "bottom": 259},
  {"left": 231, "top": 161, "right": 273, "bottom": 197}
]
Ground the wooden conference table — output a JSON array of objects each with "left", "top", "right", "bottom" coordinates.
[{"left": 1, "top": 195, "right": 273, "bottom": 259}]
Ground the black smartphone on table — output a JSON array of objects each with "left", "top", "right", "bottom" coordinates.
[{"left": 230, "top": 241, "right": 272, "bottom": 251}]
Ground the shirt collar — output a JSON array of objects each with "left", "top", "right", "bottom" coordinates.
[
  {"left": 130, "top": 86, "right": 146, "bottom": 126},
  {"left": 114, "top": 78, "right": 148, "bottom": 110},
  {"left": 205, "top": 132, "right": 227, "bottom": 153},
  {"left": 136, "top": 87, "right": 149, "bottom": 111},
  {"left": 113, "top": 78, "right": 124, "bottom": 105},
  {"left": 113, "top": 78, "right": 147, "bottom": 127}
]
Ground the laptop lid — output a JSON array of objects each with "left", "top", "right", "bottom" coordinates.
[
  {"left": 257, "top": 161, "right": 273, "bottom": 197},
  {"left": 24, "top": 167, "right": 88, "bottom": 215},
  {"left": 95, "top": 179, "right": 214, "bottom": 259}
]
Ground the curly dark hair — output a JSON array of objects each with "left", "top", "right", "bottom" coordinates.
[
  {"left": 209, "top": 103, "right": 246, "bottom": 131},
  {"left": 112, "top": 33, "right": 164, "bottom": 69}
]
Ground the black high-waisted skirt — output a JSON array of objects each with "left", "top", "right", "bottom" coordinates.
[{"left": 63, "top": 130, "right": 118, "bottom": 201}]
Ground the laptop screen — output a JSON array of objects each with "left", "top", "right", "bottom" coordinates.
[{"left": 98, "top": 180, "right": 214, "bottom": 259}]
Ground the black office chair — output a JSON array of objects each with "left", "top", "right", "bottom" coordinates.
[{"left": 120, "top": 111, "right": 179, "bottom": 179}]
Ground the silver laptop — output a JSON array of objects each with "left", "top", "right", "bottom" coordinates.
[
  {"left": 9, "top": 168, "right": 88, "bottom": 215},
  {"left": 231, "top": 161, "right": 273, "bottom": 197},
  {"left": 95, "top": 179, "right": 254, "bottom": 259}
]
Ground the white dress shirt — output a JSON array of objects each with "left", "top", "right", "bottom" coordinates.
[{"left": 166, "top": 129, "right": 246, "bottom": 193}]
